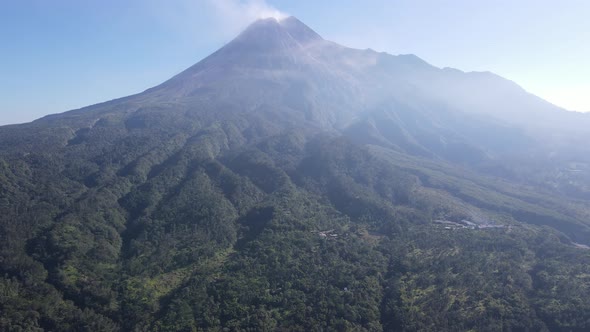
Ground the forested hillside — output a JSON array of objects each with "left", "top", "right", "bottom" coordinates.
[{"left": 1, "top": 17, "right": 590, "bottom": 331}]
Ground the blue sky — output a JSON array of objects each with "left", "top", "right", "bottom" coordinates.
[{"left": 1, "top": 0, "right": 589, "bottom": 125}]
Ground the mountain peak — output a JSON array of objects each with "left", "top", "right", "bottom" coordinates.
[
  {"left": 230, "top": 16, "right": 323, "bottom": 51},
  {"left": 152, "top": 16, "right": 326, "bottom": 94},
  {"left": 278, "top": 16, "right": 323, "bottom": 44}
]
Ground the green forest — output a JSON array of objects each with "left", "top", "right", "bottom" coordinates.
[
  {"left": 1, "top": 107, "right": 590, "bottom": 331},
  {"left": 3, "top": 13, "right": 590, "bottom": 332}
]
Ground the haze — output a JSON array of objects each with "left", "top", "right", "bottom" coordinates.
[
  {"left": 2, "top": 4, "right": 590, "bottom": 331},
  {"left": 0, "top": 0, "right": 588, "bottom": 125}
]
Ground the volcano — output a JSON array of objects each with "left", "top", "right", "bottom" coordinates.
[{"left": 1, "top": 17, "right": 590, "bottom": 331}]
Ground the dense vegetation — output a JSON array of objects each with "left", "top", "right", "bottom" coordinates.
[
  {"left": 2, "top": 16, "right": 590, "bottom": 331},
  {"left": 1, "top": 106, "right": 590, "bottom": 331}
]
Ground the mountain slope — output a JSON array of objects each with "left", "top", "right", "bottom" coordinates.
[{"left": 1, "top": 17, "right": 590, "bottom": 331}]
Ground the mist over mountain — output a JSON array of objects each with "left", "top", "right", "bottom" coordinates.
[{"left": 1, "top": 17, "right": 590, "bottom": 331}]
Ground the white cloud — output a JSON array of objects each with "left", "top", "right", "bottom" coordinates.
[
  {"left": 208, "top": 0, "right": 288, "bottom": 21},
  {"left": 204, "top": 0, "right": 288, "bottom": 35},
  {"left": 144, "top": 0, "right": 288, "bottom": 42}
]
